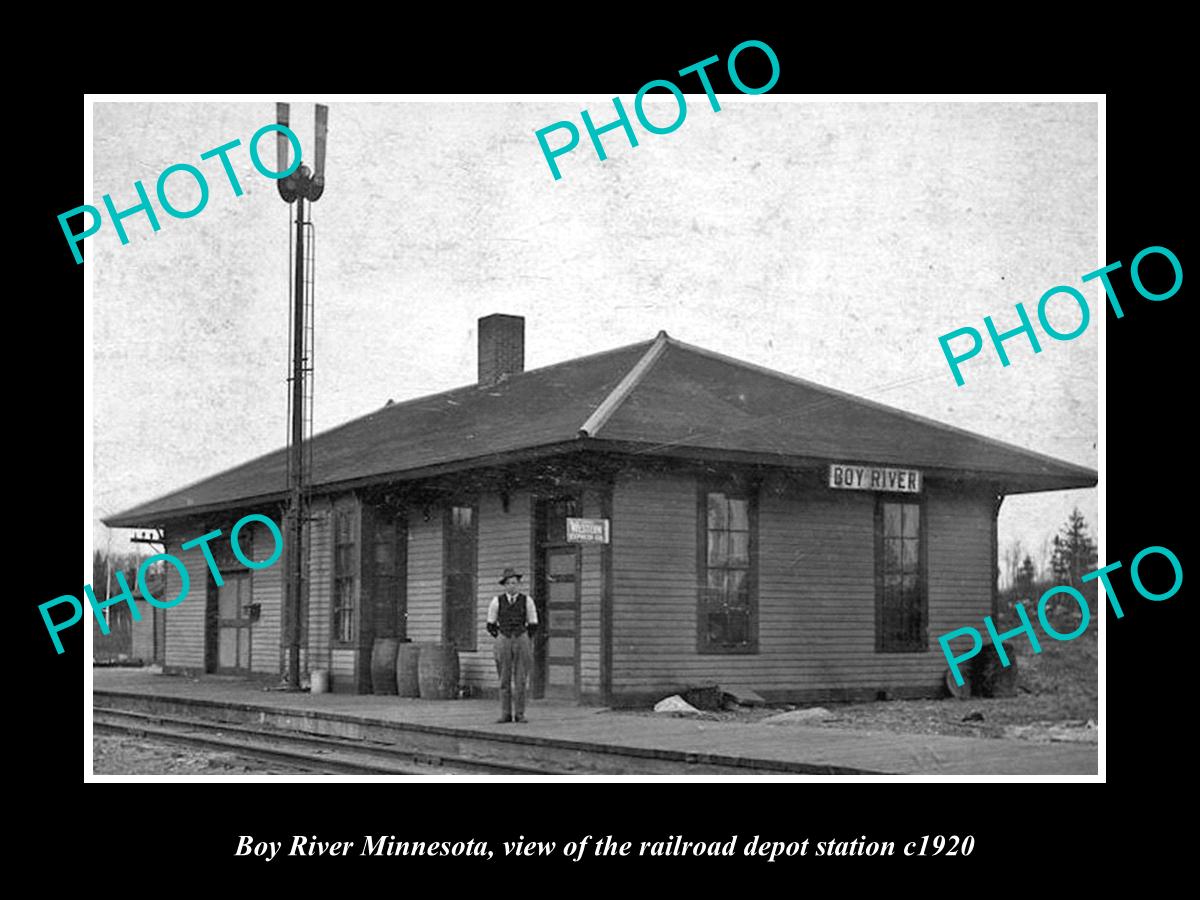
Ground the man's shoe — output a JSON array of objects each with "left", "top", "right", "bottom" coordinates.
[
  {"left": 514, "top": 715, "right": 527, "bottom": 724},
  {"left": 496, "top": 716, "right": 512, "bottom": 724}
]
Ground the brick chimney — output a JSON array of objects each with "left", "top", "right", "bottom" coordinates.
[{"left": 478, "top": 314, "right": 525, "bottom": 386}]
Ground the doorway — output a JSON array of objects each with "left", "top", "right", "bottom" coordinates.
[
  {"left": 534, "top": 495, "right": 581, "bottom": 699},
  {"left": 215, "top": 570, "right": 253, "bottom": 673}
]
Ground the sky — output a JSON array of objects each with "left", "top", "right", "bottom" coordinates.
[{"left": 89, "top": 98, "right": 1098, "bottom": 581}]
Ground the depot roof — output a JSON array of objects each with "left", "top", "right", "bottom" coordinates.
[{"left": 105, "top": 332, "right": 1097, "bottom": 527}]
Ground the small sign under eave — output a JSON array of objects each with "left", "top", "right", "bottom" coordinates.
[
  {"left": 828, "top": 464, "right": 922, "bottom": 494},
  {"left": 566, "top": 517, "right": 610, "bottom": 544}
]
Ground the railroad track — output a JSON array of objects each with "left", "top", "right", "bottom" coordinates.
[{"left": 93, "top": 706, "right": 548, "bottom": 775}]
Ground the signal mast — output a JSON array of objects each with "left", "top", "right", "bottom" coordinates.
[{"left": 276, "top": 103, "right": 328, "bottom": 689}]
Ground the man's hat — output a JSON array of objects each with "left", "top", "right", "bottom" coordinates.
[{"left": 499, "top": 567, "right": 523, "bottom": 585}]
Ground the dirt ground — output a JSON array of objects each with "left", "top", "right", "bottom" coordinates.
[
  {"left": 92, "top": 734, "right": 311, "bottom": 775},
  {"left": 620, "top": 630, "right": 1098, "bottom": 744}
]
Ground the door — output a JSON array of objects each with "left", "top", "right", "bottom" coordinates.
[
  {"left": 216, "top": 571, "right": 253, "bottom": 672},
  {"left": 543, "top": 547, "right": 580, "bottom": 698},
  {"left": 369, "top": 510, "right": 407, "bottom": 641},
  {"left": 534, "top": 495, "right": 581, "bottom": 699}
]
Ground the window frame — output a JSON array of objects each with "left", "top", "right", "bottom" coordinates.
[
  {"left": 330, "top": 505, "right": 358, "bottom": 648},
  {"left": 696, "top": 478, "right": 759, "bottom": 655},
  {"left": 443, "top": 501, "right": 479, "bottom": 652},
  {"left": 874, "top": 494, "right": 929, "bottom": 653}
]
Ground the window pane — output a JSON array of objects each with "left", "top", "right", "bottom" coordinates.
[
  {"left": 727, "top": 532, "right": 749, "bottom": 566},
  {"left": 707, "top": 530, "right": 729, "bottom": 567},
  {"left": 883, "top": 537, "right": 902, "bottom": 573},
  {"left": 883, "top": 503, "right": 902, "bottom": 537},
  {"left": 902, "top": 573, "right": 920, "bottom": 608},
  {"left": 884, "top": 572, "right": 901, "bottom": 607},
  {"left": 728, "top": 498, "right": 749, "bottom": 531},
  {"left": 726, "top": 610, "right": 749, "bottom": 645},
  {"left": 902, "top": 538, "right": 919, "bottom": 572},
  {"left": 707, "top": 493, "right": 727, "bottom": 530},
  {"left": 705, "top": 568, "right": 724, "bottom": 603},
  {"left": 707, "top": 612, "right": 727, "bottom": 644},
  {"left": 902, "top": 504, "right": 920, "bottom": 538},
  {"left": 725, "top": 569, "right": 748, "bottom": 606}
]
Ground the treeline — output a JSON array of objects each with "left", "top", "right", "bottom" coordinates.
[{"left": 998, "top": 508, "right": 1098, "bottom": 631}]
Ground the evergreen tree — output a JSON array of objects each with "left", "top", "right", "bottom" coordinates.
[
  {"left": 1050, "top": 508, "right": 1097, "bottom": 583},
  {"left": 1016, "top": 555, "right": 1036, "bottom": 594}
]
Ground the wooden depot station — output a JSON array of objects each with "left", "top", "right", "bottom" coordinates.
[{"left": 106, "top": 315, "right": 1096, "bottom": 705}]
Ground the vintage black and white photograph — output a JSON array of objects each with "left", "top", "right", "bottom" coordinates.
[{"left": 88, "top": 95, "right": 1099, "bottom": 777}]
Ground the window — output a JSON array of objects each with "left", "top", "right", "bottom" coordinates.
[
  {"left": 698, "top": 486, "right": 758, "bottom": 653},
  {"left": 444, "top": 504, "right": 478, "bottom": 651},
  {"left": 876, "top": 500, "right": 926, "bottom": 652},
  {"left": 332, "top": 509, "right": 356, "bottom": 644}
]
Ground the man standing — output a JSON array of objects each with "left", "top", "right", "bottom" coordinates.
[{"left": 486, "top": 567, "right": 538, "bottom": 723}]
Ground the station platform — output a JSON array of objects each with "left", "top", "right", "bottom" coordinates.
[{"left": 92, "top": 669, "right": 1097, "bottom": 775}]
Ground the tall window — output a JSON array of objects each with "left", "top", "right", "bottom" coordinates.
[
  {"left": 876, "top": 500, "right": 926, "bottom": 652},
  {"left": 699, "top": 486, "right": 757, "bottom": 653},
  {"left": 444, "top": 504, "right": 478, "bottom": 651},
  {"left": 332, "top": 508, "right": 356, "bottom": 644}
]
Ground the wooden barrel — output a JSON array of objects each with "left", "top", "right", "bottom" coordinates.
[
  {"left": 418, "top": 643, "right": 460, "bottom": 700},
  {"left": 310, "top": 669, "right": 330, "bottom": 695},
  {"left": 370, "top": 637, "right": 401, "bottom": 695},
  {"left": 395, "top": 641, "right": 422, "bottom": 697}
]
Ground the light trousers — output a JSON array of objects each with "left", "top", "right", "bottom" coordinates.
[{"left": 494, "top": 632, "right": 533, "bottom": 718}]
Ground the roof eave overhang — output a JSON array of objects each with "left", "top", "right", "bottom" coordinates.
[{"left": 103, "top": 436, "right": 1097, "bottom": 530}]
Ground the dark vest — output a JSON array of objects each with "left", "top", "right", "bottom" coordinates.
[{"left": 497, "top": 593, "right": 529, "bottom": 634}]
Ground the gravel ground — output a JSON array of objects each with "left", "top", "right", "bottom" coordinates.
[
  {"left": 616, "top": 631, "right": 1098, "bottom": 744},
  {"left": 93, "top": 734, "right": 314, "bottom": 775},
  {"left": 616, "top": 698, "right": 1096, "bottom": 743}
]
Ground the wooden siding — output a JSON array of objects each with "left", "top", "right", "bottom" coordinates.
[
  {"left": 457, "top": 491, "right": 527, "bottom": 689},
  {"left": 405, "top": 510, "right": 443, "bottom": 642},
  {"left": 611, "top": 470, "right": 994, "bottom": 695},
  {"left": 248, "top": 520, "right": 283, "bottom": 676},
  {"left": 578, "top": 489, "right": 604, "bottom": 693},
  {"left": 306, "top": 497, "right": 333, "bottom": 673},
  {"left": 162, "top": 530, "right": 210, "bottom": 671}
]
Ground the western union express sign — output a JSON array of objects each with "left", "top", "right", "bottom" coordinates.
[
  {"left": 566, "top": 517, "right": 610, "bottom": 544},
  {"left": 828, "top": 464, "right": 922, "bottom": 493}
]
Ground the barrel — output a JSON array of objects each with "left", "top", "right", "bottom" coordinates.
[
  {"left": 395, "top": 641, "right": 422, "bottom": 697},
  {"left": 417, "top": 643, "right": 460, "bottom": 700},
  {"left": 370, "top": 637, "right": 402, "bottom": 695},
  {"left": 310, "top": 668, "right": 330, "bottom": 695}
]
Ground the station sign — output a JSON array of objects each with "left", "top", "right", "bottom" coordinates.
[{"left": 828, "top": 464, "right": 922, "bottom": 493}]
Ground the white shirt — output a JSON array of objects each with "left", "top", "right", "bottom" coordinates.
[{"left": 486, "top": 591, "right": 538, "bottom": 626}]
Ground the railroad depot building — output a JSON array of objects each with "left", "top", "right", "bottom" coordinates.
[{"left": 106, "top": 315, "right": 1096, "bottom": 705}]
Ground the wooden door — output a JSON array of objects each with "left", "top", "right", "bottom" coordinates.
[
  {"left": 216, "top": 571, "right": 253, "bottom": 673},
  {"left": 543, "top": 547, "right": 580, "bottom": 698},
  {"left": 534, "top": 495, "right": 582, "bottom": 699}
]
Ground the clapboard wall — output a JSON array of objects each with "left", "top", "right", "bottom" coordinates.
[
  {"left": 247, "top": 519, "right": 282, "bottom": 676},
  {"left": 578, "top": 488, "right": 605, "bottom": 698},
  {"left": 162, "top": 525, "right": 210, "bottom": 673},
  {"left": 466, "top": 491, "right": 533, "bottom": 689},
  {"left": 306, "top": 496, "right": 334, "bottom": 675},
  {"left": 402, "top": 491, "right": 534, "bottom": 692},
  {"left": 611, "top": 468, "right": 994, "bottom": 702}
]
